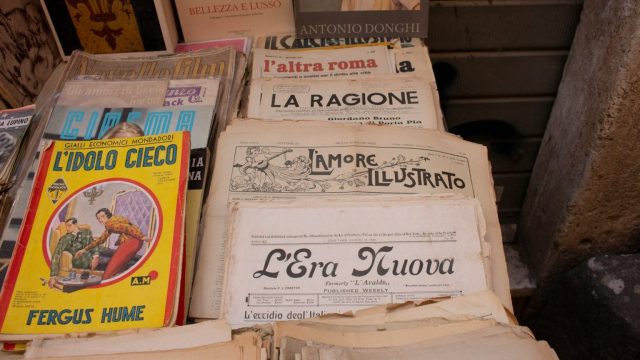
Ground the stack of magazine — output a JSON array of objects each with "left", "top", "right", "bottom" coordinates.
[
  {"left": 0, "top": 46, "right": 248, "bottom": 338},
  {"left": 0, "top": 106, "right": 35, "bottom": 254},
  {"left": 0, "top": 106, "right": 34, "bottom": 192}
]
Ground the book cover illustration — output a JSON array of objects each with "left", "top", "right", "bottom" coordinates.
[
  {"left": 175, "top": 0, "right": 295, "bottom": 43},
  {"left": 32, "top": 80, "right": 218, "bottom": 325},
  {"left": 0, "top": 105, "right": 34, "bottom": 187},
  {"left": 41, "top": 0, "right": 177, "bottom": 57},
  {"left": 294, "top": 0, "right": 429, "bottom": 38},
  {"left": 0, "top": 132, "right": 189, "bottom": 336}
]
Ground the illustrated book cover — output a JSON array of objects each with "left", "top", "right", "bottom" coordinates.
[
  {"left": 176, "top": 0, "right": 295, "bottom": 43},
  {"left": 0, "top": 48, "right": 238, "bottom": 290},
  {"left": 0, "top": 132, "right": 189, "bottom": 337},
  {"left": 40, "top": 0, "right": 179, "bottom": 59},
  {"left": 0, "top": 105, "right": 35, "bottom": 188},
  {"left": 294, "top": 0, "right": 429, "bottom": 38},
  {"left": 43, "top": 79, "right": 220, "bottom": 324}
]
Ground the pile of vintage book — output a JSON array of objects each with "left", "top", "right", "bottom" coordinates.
[
  {"left": 0, "top": 28, "right": 556, "bottom": 360},
  {"left": 0, "top": 105, "right": 34, "bottom": 259}
]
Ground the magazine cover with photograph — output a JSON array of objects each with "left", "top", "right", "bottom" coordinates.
[
  {"left": 0, "top": 132, "right": 189, "bottom": 337},
  {"left": 294, "top": 0, "right": 429, "bottom": 38}
]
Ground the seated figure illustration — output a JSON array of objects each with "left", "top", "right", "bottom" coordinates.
[{"left": 48, "top": 217, "right": 99, "bottom": 288}]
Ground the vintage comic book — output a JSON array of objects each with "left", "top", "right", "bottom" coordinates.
[
  {"left": 45, "top": 79, "right": 220, "bottom": 324},
  {"left": 3, "top": 49, "right": 238, "bottom": 249},
  {"left": 246, "top": 75, "right": 441, "bottom": 129},
  {"left": 221, "top": 195, "right": 490, "bottom": 329},
  {"left": 255, "top": 33, "right": 423, "bottom": 50},
  {"left": 189, "top": 121, "right": 509, "bottom": 319},
  {"left": 0, "top": 132, "right": 190, "bottom": 338},
  {"left": 40, "top": 0, "right": 179, "bottom": 59},
  {"left": 0, "top": 105, "right": 34, "bottom": 188},
  {"left": 250, "top": 46, "right": 396, "bottom": 80},
  {"left": 175, "top": 0, "right": 295, "bottom": 43},
  {"left": 294, "top": 0, "right": 429, "bottom": 38}
]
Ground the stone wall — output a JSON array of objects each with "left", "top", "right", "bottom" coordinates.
[{"left": 518, "top": 0, "right": 640, "bottom": 282}]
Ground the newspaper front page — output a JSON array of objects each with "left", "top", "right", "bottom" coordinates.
[
  {"left": 250, "top": 46, "right": 396, "bottom": 80},
  {"left": 221, "top": 196, "right": 489, "bottom": 328},
  {"left": 189, "top": 121, "right": 508, "bottom": 319},
  {"left": 254, "top": 34, "right": 423, "bottom": 50},
  {"left": 393, "top": 47, "right": 436, "bottom": 82},
  {"left": 246, "top": 75, "right": 440, "bottom": 128}
]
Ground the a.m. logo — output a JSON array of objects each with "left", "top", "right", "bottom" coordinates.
[{"left": 130, "top": 276, "right": 151, "bottom": 286}]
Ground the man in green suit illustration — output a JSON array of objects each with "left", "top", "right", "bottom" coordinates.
[{"left": 48, "top": 217, "right": 99, "bottom": 288}]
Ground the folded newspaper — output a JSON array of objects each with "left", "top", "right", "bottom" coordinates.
[
  {"left": 189, "top": 121, "right": 509, "bottom": 319},
  {"left": 250, "top": 46, "right": 396, "bottom": 80},
  {"left": 254, "top": 34, "right": 424, "bottom": 50},
  {"left": 246, "top": 75, "right": 441, "bottom": 129},
  {"left": 221, "top": 195, "right": 490, "bottom": 329}
]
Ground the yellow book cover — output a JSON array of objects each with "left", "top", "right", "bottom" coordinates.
[{"left": 0, "top": 132, "right": 190, "bottom": 337}]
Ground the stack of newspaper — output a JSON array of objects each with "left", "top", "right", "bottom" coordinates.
[
  {"left": 191, "top": 118, "right": 510, "bottom": 321},
  {"left": 187, "top": 35, "right": 511, "bottom": 325},
  {"left": 20, "top": 291, "right": 557, "bottom": 359},
  {"left": 0, "top": 47, "right": 248, "bottom": 331},
  {"left": 241, "top": 36, "right": 444, "bottom": 130},
  {"left": 0, "top": 31, "right": 518, "bottom": 355}
]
